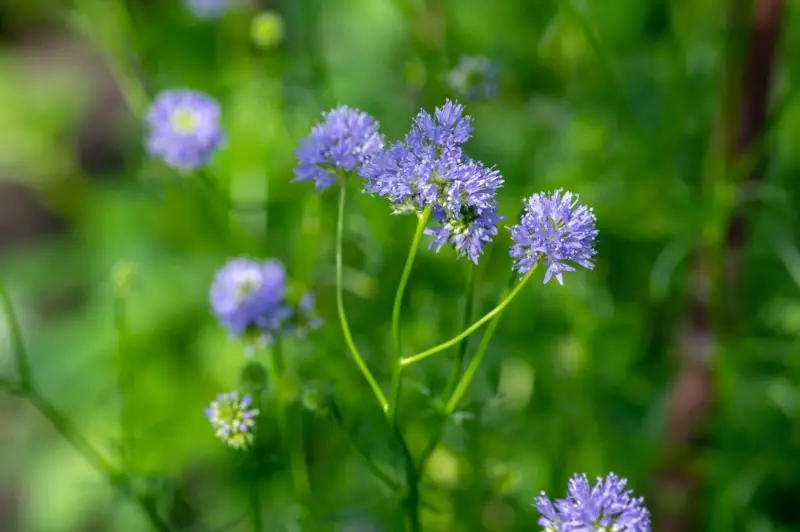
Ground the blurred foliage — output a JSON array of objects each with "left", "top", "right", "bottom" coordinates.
[{"left": 0, "top": 0, "right": 800, "bottom": 531}]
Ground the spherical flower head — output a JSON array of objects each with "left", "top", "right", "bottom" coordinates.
[
  {"left": 509, "top": 189, "right": 598, "bottom": 285},
  {"left": 426, "top": 204, "right": 503, "bottom": 264},
  {"left": 534, "top": 473, "right": 651, "bottom": 531},
  {"left": 361, "top": 100, "right": 492, "bottom": 215},
  {"left": 204, "top": 391, "right": 259, "bottom": 449},
  {"left": 294, "top": 106, "right": 385, "bottom": 191},
  {"left": 448, "top": 55, "right": 499, "bottom": 102},
  {"left": 145, "top": 89, "right": 224, "bottom": 170},
  {"left": 210, "top": 258, "right": 287, "bottom": 336}
]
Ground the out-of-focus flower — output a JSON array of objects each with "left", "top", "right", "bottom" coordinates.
[
  {"left": 509, "top": 189, "right": 598, "bottom": 284},
  {"left": 294, "top": 106, "right": 384, "bottom": 191},
  {"left": 204, "top": 391, "right": 259, "bottom": 449},
  {"left": 145, "top": 89, "right": 223, "bottom": 170},
  {"left": 448, "top": 55, "right": 498, "bottom": 102},
  {"left": 185, "top": 0, "right": 239, "bottom": 19},
  {"left": 251, "top": 11, "right": 285, "bottom": 49},
  {"left": 284, "top": 292, "right": 323, "bottom": 337},
  {"left": 534, "top": 473, "right": 651, "bottom": 531},
  {"left": 210, "top": 258, "right": 288, "bottom": 337},
  {"left": 361, "top": 99, "right": 503, "bottom": 263}
]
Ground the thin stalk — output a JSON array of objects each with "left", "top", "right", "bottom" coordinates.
[
  {"left": 335, "top": 184, "right": 389, "bottom": 411},
  {"left": 249, "top": 385, "right": 263, "bottom": 532},
  {"left": 0, "top": 275, "right": 173, "bottom": 531},
  {"left": 442, "top": 264, "right": 477, "bottom": 400},
  {"left": 444, "top": 296, "right": 506, "bottom": 414},
  {"left": 0, "top": 276, "right": 30, "bottom": 391},
  {"left": 401, "top": 264, "right": 538, "bottom": 366},
  {"left": 388, "top": 206, "right": 432, "bottom": 420},
  {"left": 113, "top": 288, "right": 134, "bottom": 470},
  {"left": 31, "top": 392, "right": 171, "bottom": 531},
  {"left": 418, "top": 265, "right": 478, "bottom": 470}
]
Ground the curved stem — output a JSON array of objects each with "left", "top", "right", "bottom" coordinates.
[
  {"left": 30, "top": 394, "right": 172, "bottom": 531},
  {"left": 335, "top": 184, "right": 388, "bottom": 411},
  {"left": 0, "top": 274, "right": 173, "bottom": 531},
  {"left": 401, "top": 264, "right": 538, "bottom": 366},
  {"left": 388, "top": 206, "right": 432, "bottom": 420}
]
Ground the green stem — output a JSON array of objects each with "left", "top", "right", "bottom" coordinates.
[
  {"left": 388, "top": 206, "right": 432, "bottom": 420},
  {"left": 0, "top": 276, "right": 30, "bottom": 391},
  {"left": 444, "top": 269, "right": 525, "bottom": 414},
  {"left": 397, "top": 430, "right": 420, "bottom": 532},
  {"left": 269, "top": 339, "right": 312, "bottom": 499},
  {"left": 0, "top": 274, "right": 173, "bottom": 531},
  {"left": 442, "top": 264, "right": 477, "bottom": 400},
  {"left": 249, "top": 385, "right": 263, "bottom": 532},
  {"left": 32, "top": 393, "right": 171, "bottom": 531},
  {"left": 418, "top": 264, "right": 478, "bottom": 470},
  {"left": 386, "top": 207, "right": 430, "bottom": 532},
  {"left": 113, "top": 289, "right": 134, "bottom": 470},
  {"left": 401, "top": 264, "right": 538, "bottom": 366},
  {"left": 335, "top": 184, "right": 389, "bottom": 411}
]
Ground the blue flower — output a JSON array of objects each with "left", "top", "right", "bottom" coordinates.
[
  {"left": 360, "top": 99, "right": 476, "bottom": 212},
  {"left": 294, "top": 106, "right": 385, "bottom": 191},
  {"left": 534, "top": 473, "right": 651, "bottom": 532},
  {"left": 145, "top": 89, "right": 224, "bottom": 170},
  {"left": 185, "top": 0, "right": 236, "bottom": 18},
  {"left": 209, "top": 258, "right": 288, "bottom": 337},
  {"left": 426, "top": 204, "right": 502, "bottom": 264},
  {"left": 509, "top": 189, "right": 598, "bottom": 284},
  {"left": 361, "top": 100, "right": 503, "bottom": 262},
  {"left": 204, "top": 391, "right": 259, "bottom": 449},
  {"left": 448, "top": 55, "right": 499, "bottom": 102}
]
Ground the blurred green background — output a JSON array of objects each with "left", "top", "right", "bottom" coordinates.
[{"left": 1, "top": 0, "right": 799, "bottom": 530}]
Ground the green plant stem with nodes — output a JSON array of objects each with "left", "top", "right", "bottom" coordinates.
[
  {"left": 335, "top": 182, "right": 389, "bottom": 411},
  {"left": 0, "top": 276, "right": 173, "bottom": 532},
  {"left": 401, "top": 263, "right": 538, "bottom": 366},
  {"left": 388, "top": 205, "right": 433, "bottom": 420},
  {"left": 268, "top": 339, "right": 312, "bottom": 501}
]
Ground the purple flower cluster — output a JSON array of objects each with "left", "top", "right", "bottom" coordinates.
[
  {"left": 294, "top": 106, "right": 385, "bottom": 191},
  {"left": 209, "top": 257, "right": 321, "bottom": 343},
  {"left": 204, "top": 391, "right": 259, "bottom": 449},
  {"left": 185, "top": 0, "right": 237, "bottom": 19},
  {"left": 360, "top": 100, "right": 504, "bottom": 263},
  {"left": 448, "top": 55, "right": 499, "bottom": 102},
  {"left": 509, "top": 189, "right": 598, "bottom": 284},
  {"left": 535, "top": 473, "right": 651, "bottom": 531},
  {"left": 145, "top": 89, "right": 224, "bottom": 170}
]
